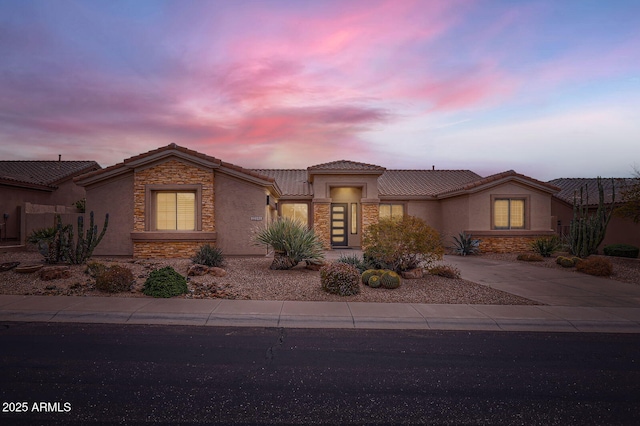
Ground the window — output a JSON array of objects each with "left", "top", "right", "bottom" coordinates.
[
  {"left": 379, "top": 204, "right": 404, "bottom": 220},
  {"left": 156, "top": 192, "right": 196, "bottom": 230},
  {"left": 351, "top": 203, "right": 358, "bottom": 234},
  {"left": 281, "top": 203, "right": 309, "bottom": 227},
  {"left": 494, "top": 198, "right": 525, "bottom": 229}
]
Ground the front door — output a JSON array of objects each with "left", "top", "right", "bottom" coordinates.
[{"left": 330, "top": 203, "right": 347, "bottom": 247}]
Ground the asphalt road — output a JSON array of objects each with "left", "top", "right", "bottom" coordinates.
[{"left": 1, "top": 322, "right": 638, "bottom": 425}]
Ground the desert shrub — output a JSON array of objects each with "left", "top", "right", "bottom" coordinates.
[
  {"left": 517, "top": 253, "right": 544, "bottom": 262},
  {"left": 368, "top": 275, "right": 382, "bottom": 288},
  {"left": 143, "top": 266, "right": 188, "bottom": 298},
  {"left": 95, "top": 265, "right": 134, "bottom": 293},
  {"left": 254, "top": 217, "right": 325, "bottom": 270},
  {"left": 336, "top": 253, "right": 371, "bottom": 274},
  {"left": 361, "top": 269, "right": 379, "bottom": 285},
  {"left": 429, "top": 264, "right": 461, "bottom": 279},
  {"left": 85, "top": 261, "right": 107, "bottom": 277},
  {"left": 530, "top": 235, "right": 561, "bottom": 257},
  {"left": 576, "top": 257, "right": 613, "bottom": 276},
  {"left": 363, "top": 216, "right": 443, "bottom": 272},
  {"left": 27, "top": 226, "right": 59, "bottom": 245},
  {"left": 450, "top": 232, "right": 481, "bottom": 256},
  {"left": 603, "top": 244, "right": 639, "bottom": 259},
  {"left": 380, "top": 270, "right": 401, "bottom": 289},
  {"left": 320, "top": 262, "right": 360, "bottom": 296},
  {"left": 192, "top": 244, "right": 225, "bottom": 267},
  {"left": 556, "top": 256, "right": 577, "bottom": 268}
]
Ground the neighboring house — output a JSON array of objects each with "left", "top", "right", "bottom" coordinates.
[
  {"left": 75, "top": 143, "right": 561, "bottom": 257},
  {"left": 550, "top": 178, "right": 640, "bottom": 250},
  {"left": 0, "top": 160, "right": 101, "bottom": 244}
]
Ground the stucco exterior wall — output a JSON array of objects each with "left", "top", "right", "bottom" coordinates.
[
  {"left": 215, "top": 173, "right": 272, "bottom": 255},
  {"left": 311, "top": 174, "right": 379, "bottom": 199},
  {"left": 406, "top": 200, "right": 442, "bottom": 231},
  {"left": 1, "top": 179, "right": 87, "bottom": 242},
  {"left": 439, "top": 196, "right": 470, "bottom": 244},
  {"left": 85, "top": 173, "right": 135, "bottom": 256}
]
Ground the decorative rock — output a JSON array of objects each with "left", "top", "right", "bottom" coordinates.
[
  {"left": 209, "top": 267, "right": 227, "bottom": 277},
  {"left": 187, "top": 264, "right": 209, "bottom": 276},
  {"left": 401, "top": 268, "right": 424, "bottom": 279},
  {"left": 305, "top": 261, "right": 326, "bottom": 271},
  {"left": 14, "top": 264, "right": 43, "bottom": 274},
  {"left": 40, "top": 266, "right": 71, "bottom": 281},
  {"left": 0, "top": 262, "right": 20, "bottom": 272}
]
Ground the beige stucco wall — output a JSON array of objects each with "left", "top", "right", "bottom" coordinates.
[
  {"left": 1, "top": 179, "right": 87, "bottom": 242},
  {"left": 406, "top": 200, "right": 442, "bottom": 231},
  {"left": 85, "top": 173, "right": 135, "bottom": 256},
  {"left": 439, "top": 195, "right": 470, "bottom": 244},
  {"left": 215, "top": 172, "right": 273, "bottom": 255}
]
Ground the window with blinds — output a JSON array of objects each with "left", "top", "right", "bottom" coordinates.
[
  {"left": 494, "top": 199, "right": 525, "bottom": 229},
  {"left": 156, "top": 192, "right": 196, "bottom": 230},
  {"left": 281, "top": 203, "right": 309, "bottom": 227},
  {"left": 379, "top": 204, "right": 404, "bottom": 220}
]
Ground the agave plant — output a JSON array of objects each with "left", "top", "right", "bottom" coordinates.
[
  {"left": 253, "top": 217, "right": 325, "bottom": 270},
  {"left": 450, "top": 232, "right": 481, "bottom": 256}
]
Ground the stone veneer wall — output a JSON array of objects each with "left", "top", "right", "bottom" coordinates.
[
  {"left": 479, "top": 236, "right": 543, "bottom": 253},
  {"left": 361, "top": 203, "right": 379, "bottom": 236},
  {"left": 134, "top": 241, "right": 210, "bottom": 258},
  {"left": 133, "top": 159, "right": 215, "bottom": 258},
  {"left": 313, "top": 203, "right": 331, "bottom": 249}
]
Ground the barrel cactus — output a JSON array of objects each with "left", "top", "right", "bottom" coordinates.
[
  {"left": 380, "top": 270, "right": 401, "bottom": 289},
  {"left": 361, "top": 269, "right": 378, "bottom": 285},
  {"left": 368, "top": 275, "right": 382, "bottom": 288}
]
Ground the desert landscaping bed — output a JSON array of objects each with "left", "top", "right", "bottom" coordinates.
[{"left": 0, "top": 250, "right": 538, "bottom": 305}]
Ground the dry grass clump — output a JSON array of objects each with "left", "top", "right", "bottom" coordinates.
[{"left": 576, "top": 257, "right": 613, "bottom": 277}]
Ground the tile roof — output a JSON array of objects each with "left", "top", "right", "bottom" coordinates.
[
  {"left": 252, "top": 169, "right": 313, "bottom": 197},
  {"left": 307, "top": 160, "right": 386, "bottom": 171},
  {"left": 76, "top": 143, "right": 275, "bottom": 184},
  {"left": 442, "top": 170, "right": 560, "bottom": 194},
  {"left": 0, "top": 161, "right": 100, "bottom": 188},
  {"left": 549, "top": 177, "right": 632, "bottom": 205},
  {"left": 378, "top": 170, "right": 481, "bottom": 197}
]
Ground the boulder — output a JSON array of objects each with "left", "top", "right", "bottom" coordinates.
[
  {"left": 209, "top": 267, "right": 227, "bottom": 277},
  {"left": 187, "top": 264, "right": 209, "bottom": 276},
  {"left": 401, "top": 268, "right": 424, "bottom": 279},
  {"left": 40, "top": 266, "right": 71, "bottom": 281}
]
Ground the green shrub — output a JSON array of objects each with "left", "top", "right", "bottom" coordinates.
[
  {"left": 555, "top": 256, "right": 577, "bottom": 268},
  {"left": 380, "top": 270, "right": 401, "bottom": 289},
  {"left": 429, "top": 264, "right": 461, "bottom": 279},
  {"left": 517, "top": 253, "right": 544, "bottom": 262},
  {"left": 192, "top": 244, "right": 225, "bottom": 267},
  {"left": 361, "top": 269, "right": 378, "bottom": 285},
  {"left": 603, "top": 244, "right": 639, "bottom": 259},
  {"left": 363, "top": 216, "right": 443, "bottom": 272},
  {"left": 450, "top": 232, "right": 481, "bottom": 256},
  {"left": 336, "top": 253, "right": 371, "bottom": 274},
  {"left": 368, "top": 275, "right": 382, "bottom": 288},
  {"left": 530, "top": 235, "right": 561, "bottom": 257},
  {"left": 576, "top": 257, "right": 613, "bottom": 276},
  {"left": 95, "top": 265, "right": 134, "bottom": 293},
  {"left": 253, "top": 217, "right": 325, "bottom": 270},
  {"left": 143, "top": 266, "right": 188, "bottom": 298},
  {"left": 320, "top": 263, "right": 360, "bottom": 296}
]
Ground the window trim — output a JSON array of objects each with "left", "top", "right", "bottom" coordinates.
[
  {"left": 491, "top": 195, "right": 529, "bottom": 230},
  {"left": 145, "top": 184, "right": 202, "bottom": 231}
]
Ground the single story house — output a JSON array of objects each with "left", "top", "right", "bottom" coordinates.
[
  {"left": 550, "top": 177, "right": 640, "bottom": 250},
  {"left": 0, "top": 160, "right": 101, "bottom": 244},
  {"left": 75, "top": 143, "right": 563, "bottom": 258}
]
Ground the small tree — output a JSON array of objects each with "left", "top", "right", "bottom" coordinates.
[
  {"left": 363, "top": 216, "right": 444, "bottom": 272},
  {"left": 569, "top": 177, "right": 615, "bottom": 258},
  {"left": 253, "top": 217, "right": 325, "bottom": 270},
  {"left": 615, "top": 168, "right": 640, "bottom": 223}
]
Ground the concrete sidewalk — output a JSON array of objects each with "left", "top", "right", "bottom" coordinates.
[{"left": 1, "top": 255, "right": 639, "bottom": 333}]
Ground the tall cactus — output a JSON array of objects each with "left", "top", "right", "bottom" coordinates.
[
  {"left": 66, "top": 211, "right": 110, "bottom": 264},
  {"left": 568, "top": 177, "right": 615, "bottom": 258}
]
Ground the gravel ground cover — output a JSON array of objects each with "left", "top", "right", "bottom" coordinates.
[{"left": 0, "top": 250, "right": 539, "bottom": 305}]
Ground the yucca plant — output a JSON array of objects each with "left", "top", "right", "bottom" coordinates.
[
  {"left": 450, "top": 232, "right": 480, "bottom": 256},
  {"left": 253, "top": 217, "right": 325, "bottom": 270},
  {"left": 530, "top": 235, "right": 561, "bottom": 257}
]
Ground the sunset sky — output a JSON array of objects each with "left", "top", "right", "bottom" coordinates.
[{"left": 1, "top": 0, "right": 639, "bottom": 180}]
